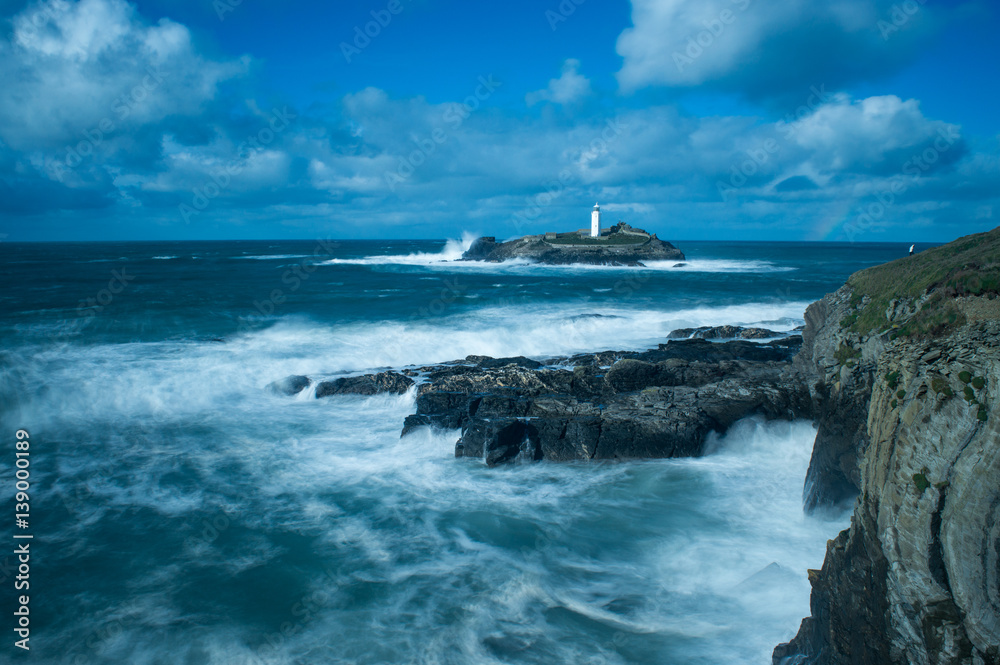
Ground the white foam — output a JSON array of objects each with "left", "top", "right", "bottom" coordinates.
[
  {"left": 15, "top": 330, "right": 844, "bottom": 665},
  {"left": 320, "top": 233, "right": 477, "bottom": 266},
  {"left": 3, "top": 300, "right": 808, "bottom": 433},
  {"left": 644, "top": 259, "right": 796, "bottom": 273},
  {"left": 233, "top": 254, "right": 312, "bottom": 260}
]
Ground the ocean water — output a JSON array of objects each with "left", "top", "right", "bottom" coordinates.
[{"left": 0, "top": 238, "right": 918, "bottom": 664}]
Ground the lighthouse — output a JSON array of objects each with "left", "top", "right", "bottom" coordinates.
[{"left": 591, "top": 203, "right": 601, "bottom": 238}]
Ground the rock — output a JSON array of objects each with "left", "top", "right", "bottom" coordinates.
[
  {"left": 466, "top": 355, "right": 543, "bottom": 370},
  {"left": 460, "top": 228, "right": 684, "bottom": 266},
  {"left": 267, "top": 375, "right": 311, "bottom": 396},
  {"left": 462, "top": 236, "right": 497, "bottom": 260},
  {"left": 666, "top": 325, "right": 783, "bottom": 340},
  {"left": 315, "top": 371, "right": 414, "bottom": 398},
  {"left": 673, "top": 263, "right": 688, "bottom": 268},
  {"left": 399, "top": 337, "right": 809, "bottom": 466}
]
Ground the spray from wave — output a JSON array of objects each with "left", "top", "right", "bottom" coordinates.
[{"left": 321, "top": 233, "right": 478, "bottom": 266}]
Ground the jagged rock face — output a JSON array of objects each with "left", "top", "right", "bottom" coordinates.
[
  {"left": 459, "top": 233, "right": 685, "bottom": 266},
  {"left": 315, "top": 371, "right": 414, "bottom": 397},
  {"left": 400, "top": 338, "right": 811, "bottom": 465},
  {"left": 666, "top": 324, "right": 783, "bottom": 340},
  {"left": 794, "top": 288, "right": 877, "bottom": 514},
  {"left": 776, "top": 290, "right": 1000, "bottom": 664}
]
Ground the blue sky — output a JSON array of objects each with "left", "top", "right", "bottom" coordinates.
[{"left": 0, "top": 0, "right": 998, "bottom": 241}]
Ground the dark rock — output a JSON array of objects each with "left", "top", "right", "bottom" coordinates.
[
  {"left": 666, "top": 325, "right": 783, "bottom": 340},
  {"left": 462, "top": 236, "right": 498, "bottom": 260},
  {"left": 774, "top": 502, "right": 891, "bottom": 665},
  {"left": 267, "top": 375, "right": 311, "bottom": 396},
  {"left": 469, "top": 355, "right": 543, "bottom": 370},
  {"left": 460, "top": 230, "right": 684, "bottom": 266},
  {"left": 399, "top": 338, "right": 810, "bottom": 466},
  {"left": 315, "top": 371, "right": 414, "bottom": 398},
  {"left": 567, "top": 313, "right": 624, "bottom": 321},
  {"left": 672, "top": 263, "right": 687, "bottom": 268}
]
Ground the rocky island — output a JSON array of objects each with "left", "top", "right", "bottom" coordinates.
[
  {"left": 272, "top": 227, "right": 999, "bottom": 664},
  {"left": 461, "top": 221, "right": 685, "bottom": 266}
]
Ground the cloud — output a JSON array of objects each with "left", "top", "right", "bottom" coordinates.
[
  {"left": 615, "top": 0, "right": 945, "bottom": 98},
  {"left": 0, "top": 0, "right": 247, "bottom": 213},
  {"left": 0, "top": 1, "right": 995, "bottom": 243},
  {"left": 526, "top": 59, "right": 593, "bottom": 106},
  {"left": 784, "top": 94, "right": 965, "bottom": 176},
  {"left": 0, "top": 0, "right": 245, "bottom": 149}
]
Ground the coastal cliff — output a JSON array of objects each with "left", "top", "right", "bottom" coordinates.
[{"left": 776, "top": 227, "right": 1000, "bottom": 664}]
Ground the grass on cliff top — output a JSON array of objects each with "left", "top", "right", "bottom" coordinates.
[
  {"left": 845, "top": 226, "right": 1000, "bottom": 337},
  {"left": 544, "top": 234, "right": 648, "bottom": 246}
]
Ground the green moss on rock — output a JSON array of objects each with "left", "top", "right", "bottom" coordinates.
[
  {"left": 843, "top": 227, "right": 1000, "bottom": 338},
  {"left": 885, "top": 371, "right": 901, "bottom": 389},
  {"left": 835, "top": 343, "right": 860, "bottom": 366}
]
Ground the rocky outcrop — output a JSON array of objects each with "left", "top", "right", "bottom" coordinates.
[
  {"left": 268, "top": 371, "right": 415, "bottom": 398},
  {"left": 776, "top": 227, "right": 1000, "bottom": 665},
  {"left": 666, "top": 325, "right": 784, "bottom": 340},
  {"left": 267, "top": 374, "right": 311, "bottom": 396},
  {"left": 461, "top": 225, "right": 685, "bottom": 266},
  {"left": 286, "top": 372, "right": 414, "bottom": 398},
  {"left": 401, "top": 338, "right": 811, "bottom": 465},
  {"left": 315, "top": 372, "right": 414, "bottom": 397}
]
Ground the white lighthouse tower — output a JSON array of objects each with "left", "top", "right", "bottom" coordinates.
[{"left": 591, "top": 203, "right": 601, "bottom": 238}]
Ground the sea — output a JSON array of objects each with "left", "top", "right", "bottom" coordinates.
[{"left": 0, "top": 238, "right": 920, "bottom": 665}]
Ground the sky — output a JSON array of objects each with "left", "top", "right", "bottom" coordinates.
[{"left": 0, "top": 0, "right": 998, "bottom": 242}]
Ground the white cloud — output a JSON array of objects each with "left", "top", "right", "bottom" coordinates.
[
  {"left": 0, "top": 0, "right": 246, "bottom": 151},
  {"left": 615, "top": 0, "right": 934, "bottom": 95},
  {"left": 526, "top": 59, "right": 593, "bottom": 106},
  {"left": 785, "top": 94, "right": 962, "bottom": 174}
]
